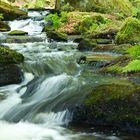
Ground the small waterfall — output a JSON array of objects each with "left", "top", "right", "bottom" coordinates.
[
  {"left": 2, "top": 73, "right": 88, "bottom": 123},
  {"left": 8, "top": 19, "right": 44, "bottom": 34}
]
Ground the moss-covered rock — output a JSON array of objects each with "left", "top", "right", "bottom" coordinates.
[
  {"left": 0, "top": 46, "right": 24, "bottom": 64},
  {"left": 0, "top": 1, "right": 27, "bottom": 20},
  {"left": 47, "top": 31, "right": 68, "bottom": 42},
  {"left": 100, "top": 55, "right": 133, "bottom": 74},
  {"left": 72, "top": 81, "right": 140, "bottom": 129},
  {"left": 0, "top": 46, "right": 24, "bottom": 86},
  {"left": 91, "top": 29, "right": 118, "bottom": 40},
  {"left": 93, "top": 44, "right": 132, "bottom": 54},
  {"left": 8, "top": 30, "right": 28, "bottom": 36},
  {"left": 115, "top": 17, "right": 140, "bottom": 44},
  {"left": 78, "top": 39, "right": 96, "bottom": 51},
  {"left": 0, "top": 21, "right": 10, "bottom": 32}
]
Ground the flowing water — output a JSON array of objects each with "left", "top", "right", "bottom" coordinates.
[{"left": 0, "top": 10, "right": 139, "bottom": 140}]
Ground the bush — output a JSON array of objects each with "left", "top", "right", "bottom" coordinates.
[
  {"left": 74, "top": 15, "right": 108, "bottom": 34},
  {"left": 45, "top": 12, "right": 68, "bottom": 30}
]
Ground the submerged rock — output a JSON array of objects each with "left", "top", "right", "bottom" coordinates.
[
  {"left": 47, "top": 31, "right": 68, "bottom": 42},
  {"left": 0, "top": 1, "right": 27, "bottom": 20},
  {"left": 0, "top": 21, "right": 11, "bottom": 32},
  {"left": 8, "top": 30, "right": 28, "bottom": 36},
  {"left": 0, "top": 36, "right": 44, "bottom": 43}
]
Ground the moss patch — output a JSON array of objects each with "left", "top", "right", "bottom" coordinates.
[
  {"left": 0, "top": 46, "right": 24, "bottom": 64},
  {"left": 86, "top": 54, "right": 117, "bottom": 62},
  {"left": 8, "top": 30, "right": 28, "bottom": 36},
  {"left": 84, "top": 81, "right": 140, "bottom": 123}
]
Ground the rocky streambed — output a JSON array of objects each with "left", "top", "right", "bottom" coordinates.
[{"left": 0, "top": 3, "right": 140, "bottom": 140}]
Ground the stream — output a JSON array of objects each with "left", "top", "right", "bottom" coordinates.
[{"left": 0, "top": 10, "right": 139, "bottom": 140}]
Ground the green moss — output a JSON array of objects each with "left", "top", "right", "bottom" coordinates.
[
  {"left": 86, "top": 54, "right": 117, "bottom": 62},
  {"left": 0, "top": 46, "right": 24, "bottom": 64},
  {"left": 106, "top": 65, "right": 123, "bottom": 72},
  {"left": 8, "top": 30, "right": 28, "bottom": 36},
  {"left": 0, "top": 1, "right": 27, "bottom": 20},
  {"left": 85, "top": 82, "right": 135, "bottom": 105},
  {"left": 116, "top": 17, "right": 140, "bottom": 44},
  {"left": 84, "top": 82, "right": 140, "bottom": 123}
]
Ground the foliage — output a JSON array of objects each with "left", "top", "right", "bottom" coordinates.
[
  {"left": 122, "top": 59, "right": 140, "bottom": 72},
  {"left": 24, "top": 0, "right": 55, "bottom": 8},
  {"left": 74, "top": 15, "right": 108, "bottom": 34},
  {"left": 45, "top": 13, "right": 61, "bottom": 30},
  {"left": 45, "top": 12, "right": 68, "bottom": 30},
  {"left": 35, "top": 0, "right": 46, "bottom": 8},
  {"left": 64, "top": 0, "right": 135, "bottom": 16},
  {"left": 0, "top": 14, "right": 3, "bottom": 21},
  {"left": 127, "top": 44, "right": 140, "bottom": 57},
  {"left": 61, "top": 3, "right": 74, "bottom": 12},
  {"left": 115, "top": 17, "right": 140, "bottom": 44}
]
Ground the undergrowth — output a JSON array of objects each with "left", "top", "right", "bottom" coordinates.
[{"left": 122, "top": 59, "right": 140, "bottom": 72}]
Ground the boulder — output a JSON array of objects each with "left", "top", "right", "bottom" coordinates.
[
  {"left": 0, "top": 1, "right": 27, "bottom": 20},
  {"left": 0, "top": 21, "right": 10, "bottom": 32},
  {"left": 72, "top": 81, "right": 140, "bottom": 131},
  {"left": 0, "top": 46, "right": 24, "bottom": 86}
]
